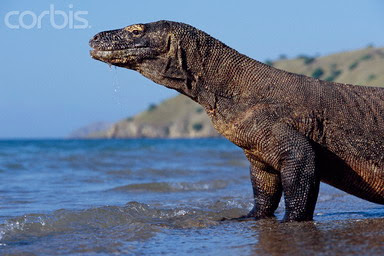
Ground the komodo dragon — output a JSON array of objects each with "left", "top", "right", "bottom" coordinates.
[{"left": 89, "top": 20, "right": 384, "bottom": 222}]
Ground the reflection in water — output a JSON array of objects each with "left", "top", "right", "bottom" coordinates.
[{"left": 251, "top": 218, "right": 384, "bottom": 256}]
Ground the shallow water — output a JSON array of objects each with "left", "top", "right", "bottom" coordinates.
[{"left": 0, "top": 139, "right": 383, "bottom": 255}]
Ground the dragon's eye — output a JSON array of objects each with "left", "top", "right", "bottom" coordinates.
[{"left": 124, "top": 24, "right": 145, "bottom": 35}]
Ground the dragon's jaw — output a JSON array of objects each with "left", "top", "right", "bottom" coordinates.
[{"left": 89, "top": 47, "right": 154, "bottom": 67}]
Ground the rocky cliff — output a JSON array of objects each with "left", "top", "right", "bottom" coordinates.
[{"left": 87, "top": 96, "right": 219, "bottom": 138}]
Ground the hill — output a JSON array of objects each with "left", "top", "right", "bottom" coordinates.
[
  {"left": 86, "top": 96, "right": 218, "bottom": 138},
  {"left": 69, "top": 122, "right": 113, "bottom": 138},
  {"left": 79, "top": 46, "right": 384, "bottom": 138}
]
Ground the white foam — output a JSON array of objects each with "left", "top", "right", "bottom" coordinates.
[
  {"left": 174, "top": 210, "right": 188, "bottom": 216},
  {"left": 0, "top": 229, "right": 5, "bottom": 242}
]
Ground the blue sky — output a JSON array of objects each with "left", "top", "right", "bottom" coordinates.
[{"left": 1, "top": 0, "right": 383, "bottom": 138}]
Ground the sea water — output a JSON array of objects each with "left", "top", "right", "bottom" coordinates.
[{"left": 0, "top": 139, "right": 383, "bottom": 255}]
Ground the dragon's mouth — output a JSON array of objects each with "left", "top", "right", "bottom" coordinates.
[{"left": 90, "top": 47, "right": 152, "bottom": 65}]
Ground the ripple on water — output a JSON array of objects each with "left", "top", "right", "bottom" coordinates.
[
  {"left": 3, "top": 163, "right": 26, "bottom": 171},
  {"left": 108, "top": 180, "right": 229, "bottom": 193},
  {"left": 0, "top": 200, "right": 250, "bottom": 254}
]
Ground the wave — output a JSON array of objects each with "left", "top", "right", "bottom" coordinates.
[
  {"left": 108, "top": 180, "right": 228, "bottom": 193},
  {"left": 0, "top": 200, "right": 250, "bottom": 249}
]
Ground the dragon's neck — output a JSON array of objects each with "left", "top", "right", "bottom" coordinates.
[{"left": 185, "top": 41, "right": 276, "bottom": 123}]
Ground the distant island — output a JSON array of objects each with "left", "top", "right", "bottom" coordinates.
[{"left": 71, "top": 46, "right": 384, "bottom": 138}]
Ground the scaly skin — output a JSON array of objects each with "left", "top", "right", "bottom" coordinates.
[{"left": 89, "top": 20, "right": 384, "bottom": 222}]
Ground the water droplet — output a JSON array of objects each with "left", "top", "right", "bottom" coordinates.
[{"left": 111, "top": 68, "right": 121, "bottom": 106}]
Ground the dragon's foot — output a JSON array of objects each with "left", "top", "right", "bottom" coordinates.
[{"left": 220, "top": 209, "right": 276, "bottom": 222}]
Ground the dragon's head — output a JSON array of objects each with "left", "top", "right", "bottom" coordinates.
[
  {"left": 90, "top": 21, "right": 172, "bottom": 69},
  {"left": 90, "top": 20, "right": 218, "bottom": 98}
]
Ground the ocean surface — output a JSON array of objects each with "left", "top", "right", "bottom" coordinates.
[{"left": 0, "top": 139, "right": 383, "bottom": 256}]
